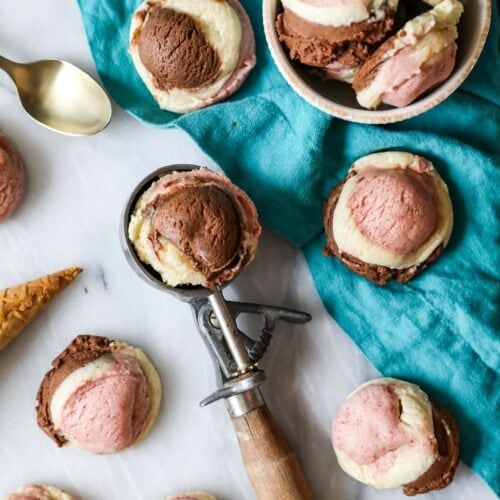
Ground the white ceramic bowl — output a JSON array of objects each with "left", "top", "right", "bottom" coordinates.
[{"left": 263, "top": 0, "right": 491, "bottom": 123}]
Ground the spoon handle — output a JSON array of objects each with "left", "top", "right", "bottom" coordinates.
[{"left": 0, "top": 55, "right": 18, "bottom": 78}]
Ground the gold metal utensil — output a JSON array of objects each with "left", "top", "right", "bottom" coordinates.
[{"left": 0, "top": 55, "right": 112, "bottom": 136}]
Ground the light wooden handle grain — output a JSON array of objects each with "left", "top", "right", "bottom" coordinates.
[{"left": 232, "top": 405, "right": 314, "bottom": 500}]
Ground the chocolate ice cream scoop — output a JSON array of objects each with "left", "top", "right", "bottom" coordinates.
[
  {"left": 332, "top": 378, "right": 460, "bottom": 495},
  {"left": 130, "top": 0, "right": 256, "bottom": 113},
  {"left": 323, "top": 151, "right": 453, "bottom": 285},
  {"left": 36, "top": 335, "right": 162, "bottom": 454},
  {"left": 151, "top": 185, "right": 240, "bottom": 274},
  {"left": 276, "top": 0, "right": 398, "bottom": 82},
  {"left": 128, "top": 168, "right": 261, "bottom": 287},
  {"left": 0, "top": 134, "right": 25, "bottom": 223},
  {"left": 137, "top": 6, "right": 221, "bottom": 91}
]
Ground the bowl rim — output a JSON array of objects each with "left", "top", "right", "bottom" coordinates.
[{"left": 262, "top": 0, "right": 492, "bottom": 124}]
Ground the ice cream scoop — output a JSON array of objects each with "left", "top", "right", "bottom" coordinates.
[
  {"left": 122, "top": 165, "right": 313, "bottom": 499},
  {"left": 3, "top": 485, "right": 75, "bottom": 500},
  {"left": 276, "top": 0, "right": 398, "bottom": 82},
  {"left": 36, "top": 335, "right": 162, "bottom": 454},
  {"left": 130, "top": 0, "right": 256, "bottom": 113},
  {"left": 332, "top": 378, "right": 460, "bottom": 495},
  {"left": 323, "top": 151, "right": 453, "bottom": 285},
  {"left": 0, "top": 134, "right": 25, "bottom": 223},
  {"left": 353, "top": 0, "right": 463, "bottom": 108},
  {"left": 128, "top": 167, "right": 260, "bottom": 287}
]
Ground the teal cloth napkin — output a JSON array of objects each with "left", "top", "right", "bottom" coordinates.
[{"left": 77, "top": 0, "right": 500, "bottom": 493}]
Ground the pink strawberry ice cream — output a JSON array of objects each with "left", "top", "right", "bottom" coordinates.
[
  {"left": 325, "top": 151, "right": 454, "bottom": 285},
  {"left": 0, "top": 135, "right": 25, "bottom": 223},
  {"left": 380, "top": 41, "right": 457, "bottom": 108},
  {"left": 333, "top": 382, "right": 436, "bottom": 467},
  {"left": 52, "top": 352, "right": 150, "bottom": 454},
  {"left": 332, "top": 378, "right": 460, "bottom": 494},
  {"left": 353, "top": 0, "right": 463, "bottom": 109},
  {"left": 347, "top": 167, "right": 437, "bottom": 255},
  {"left": 37, "top": 335, "right": 162, "bottom": 454}
]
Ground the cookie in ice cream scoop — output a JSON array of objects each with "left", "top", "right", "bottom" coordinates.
[
  {"left": 0, "top": 134, "right": 25, "bottom": 223},
  {"left": 353, "top": 0, "right": 463, "bottom": 109},
  {"left": 276, "top": 0, "right": 399, "bottom": 82},
  {"left": 3, "top": 484, "right": 76, "bottom": 500},
  {"left": 323, "top": 151, "right": 453, "bottom": 285},
  {"left": 332, "top": 377, "right": 460, "bottom": 495},
  {"left": 36, "top": 335, "right": 162, "bottom": 454},
  {"left": 129, "top": 0, "right": 256, "bottom": 113},
  {"left": 128, "top": 168, "right": 261, "bottom": 288}
]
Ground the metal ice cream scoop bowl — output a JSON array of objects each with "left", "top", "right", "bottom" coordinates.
[{"left": 121, "top": 165, "right": 314, "bottom": 499}]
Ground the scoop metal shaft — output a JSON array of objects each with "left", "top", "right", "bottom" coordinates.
[{"left": 208, "top": 287, "right": 251, "bottom": 372}]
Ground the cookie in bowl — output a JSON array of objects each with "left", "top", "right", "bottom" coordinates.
[
  {"left": 276, "top": 0, "right": 399, "bottom": 82},
  {"left": 129, "top": 0, "right": 256, "bottom": 113},
  {"left": 323, "top": 152, "right": 453, "bottom": 285},
  {"left": 353, "top": 0, "right": 463, "bottom": 109}
]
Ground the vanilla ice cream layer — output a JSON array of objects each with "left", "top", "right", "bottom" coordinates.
[
  {"left": 281, "top": 0, "right": 398, "bottom": 28},
  {"left": 332, "top": 152, "right": 453, "bottom": 269},
  {"left": 130, "top": 0, "right": 243, "bottom": 113},
  {"left": 5, "top": 485, "right": 75, "bottom": 500},
  {"left": 333, "top": 378, "right": 438, "bottom": 489}
]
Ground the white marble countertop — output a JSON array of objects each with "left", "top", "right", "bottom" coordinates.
[{"left": 0, "top": 1, "right": 495, "bottom": 499}]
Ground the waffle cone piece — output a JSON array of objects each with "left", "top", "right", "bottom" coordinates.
[{"left": 0, "top": 267, "right": 82, "bottom": 350}]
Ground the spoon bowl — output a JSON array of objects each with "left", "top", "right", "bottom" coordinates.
[{"left": 0, "top": 56, "right": 112, "bottom": 136}]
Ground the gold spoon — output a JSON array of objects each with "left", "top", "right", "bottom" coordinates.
[{"left": 0, "top": 55, "right": 112, "bottom": 136}]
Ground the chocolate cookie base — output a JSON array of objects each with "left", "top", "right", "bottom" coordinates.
[
  {"left": 36, "top": 335, "right": 116, "bottom": 446},
  {"left": 323, "top": 172, "right": 444, "bottom": 286},
  {"left": 403, "top": 402, "right": 460, "bottom": 495}
]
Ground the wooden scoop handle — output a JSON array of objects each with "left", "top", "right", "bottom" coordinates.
[{"left": 232, "top": 405, "right": 314, "bottom": 500}]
